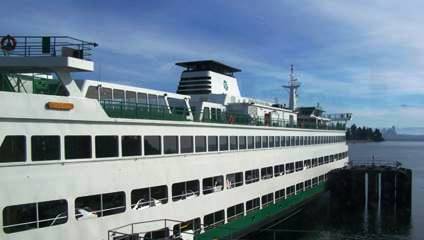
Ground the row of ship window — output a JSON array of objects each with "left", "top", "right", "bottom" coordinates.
[
  {"left": 0, "top": 134, "right": 346, "bottom": 163},
  {"left": 2, "top": 151, "right": 347, "bottom": 234}
]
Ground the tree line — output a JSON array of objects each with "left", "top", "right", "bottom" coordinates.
[{"left": 346, "top": 124, "right": 384, "bottom": 142}]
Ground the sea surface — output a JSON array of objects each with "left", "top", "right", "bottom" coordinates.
[{"left": 246, "top": 141, "right": 424, "bottom": 240}]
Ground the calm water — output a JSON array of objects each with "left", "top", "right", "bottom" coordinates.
[{"left": 247, "top": 141, "right": 424, "bottom": 240}]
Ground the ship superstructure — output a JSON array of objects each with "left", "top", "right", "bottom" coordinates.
[{"left": 0, "top": 35, "right": 350, "bottom": 240}]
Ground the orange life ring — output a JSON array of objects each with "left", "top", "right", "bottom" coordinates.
[{"left": 1, "top": 35, "right": 17, "bottom": 51}]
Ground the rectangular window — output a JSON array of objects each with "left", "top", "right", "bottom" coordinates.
[
  {"left": 286, "top": 185, "right": 295, "bottom": 197},
  {"left": 122, "top": 136, "right": 141, "bottom": 156},
  {"left": 269, "top": 136, "right": 274, "bottom": 147},
  {"left": 255, "top": 136, "right": 261, "bottom": 148},
  {"left": 95, "top": 136, "right": 118, "bottom": 158},
  {"left": 261, "top": 167, "right": 273, "bottom": 180},
  {"left": 219, "top": 136, "right": 228, "bottom": 151},
  {"left": 291, "top": 136, "right": 295, "bottom": 146},
  {"left": 275, "top": 189, "right": 285, "bottom": 202},
  {"left": 312, "top": 158, "right": 318, "bottom": 167},
  {"left": 208, "top": 136, "right": 218, "bottom": 152},
  {"left": 300, "top": 136, "right": 304, "bottom": 145},
  {"left": 195, "top": 136, "right": 207, "bottom": 152},
  {"left": 245, "top": 169, "right": 259, "bottom": 184},
  {"left": 324, "top": 156, "right": 329, "bottom": 164},
  {"left": 274, "top": 164, "right": 285, "bottom": 177},
  {"left": 304, "top": 159, "right": 311, "bottom": 169},
  {"left": 113, "top": 89, "right": 125, "bottom": 102},
  {"left": 285, "top": 162, "right": 294, "bottom": 174},
  {"left": 204, "top": 210, "right": 224, "bottom": 230},
  {"left": 262, "top": 136, "right": 268, "bottom": 148},
  {"left": 318, "top": 157, "right": 324, "bottom": 165},
  {"left": 203, "top": 175, "right": 224, "bottom": 195},
  {"left": 65, "top": 136, "right": 91, "bottom": 160},
  {"left": 296, "top": 182, "right": 304, "bottom": 194},
  {"left": 281, "top": 136, "right": 286, "bottom": 147},
  {"left": 295, "top": 136, "right": 300, "bottom": 146},
  {"left": 75, "top": 191, "right": 125, "bottom": 220},
  {"left": 172, "top": 180, "right": 200, "bottom": 201},
  {"left": 295, "top": 161, "right": 304, "bottom": 172},
  {"left": 31, "top": 136, "right": 60, "bottom": 161},
  {"left": 261, "top": 193, "right": 274, "bottom": 208},
  {"left": 3, "top": 199, "right": 67, "bottom": 234},
  {"left": 0, "top": 136, "right": 26, "bottom": 163},
  {"left": 164, "top": 136, "right": 178, "bottom": 154},
  {"left": 144, "top": 136, "right": 161, "bottom": 155},
  {"left": 246, "top": 198, "right": 260, "bottom": 214},
  {"left": 305, "top": 179, "right": 312, "bottom": 189},
  {"left": 126, "top": 91, "right": 137, "bottom": 103},
  {"left": 312, "top": 177, "right": 319, "bottom": 186},
  {"left": 100, "top": 87, "right": 112, "bottom": 100},
  {"left": 180, "top": 136, "right": 193, "bottom": 153},
  {"left": 137, "top": 92, "right": 147, "bottom": 104},
  {"left": 226, "top": 172, "right": 243, "bottom": 189},
  {"left": 275, "top": 136, "right": 281, "bottom": 147},
  {"left": 319, "top": 175, "right": 325, "bottom": 182},
  {"left": 173, "top": 218, "right": 201, "bottom": 236},
  {"left": 230, "top": 136, "right": 238, "bottom": 150},
  {"left": 227, "top": 203, "right": 244, "bottom": 222},
  {"left": 131, "top": 185, "right": 168, "bottom": 210},
  {"left": 248, "top": 136, "right": 255, "bottom": 149},
  {"left": 239, "top": 136, "right": 247, "bottom": 150}
]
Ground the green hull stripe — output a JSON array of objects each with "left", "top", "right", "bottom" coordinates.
[{"left": 195, "top": 183, "right": 325, "bottom": 240}]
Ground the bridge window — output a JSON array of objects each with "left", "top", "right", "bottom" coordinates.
[
  {"left": 203, "top": 175, "right": 224, "bottom": 195},
  {"left": 131, "top": 185, "right": 168, "bottom": 210},
  {"left": 180, "top": 136, "right": 193, "bottom": 153},
  {"left": 86, "top": 86, "right": 98, "bottom": 99},
  {"left": 295, "top": 161, "right": 304, "bottom": 172},
  {"left": 195, "top": 136, "right": 206, "bottom": 152},
  {"left": 137, "top": 93, "right": 147, "bottom": 104},
  {"left": 261, "top": 167, "right": 273, "bottom": 180},
  {"left": 262, "top": 136, "right": 268, "bottom": 148},
  {"left": 246, "top": 198, "right": 260, "bottom": 214},
  {"left": 100, "top": 87, "right": 112, "bottom": 100},
  {"left": 245, "top": 169, "right": 259, "bottom": 184},
  {"left": 125, "top": 91, "right": 136, "bottom": 103},
  {"left": 286, "top": 185, "right": 295, "bottom": 197},
  {"left": 172, "top": 180, "right": 200, "bottom": 201},
  {"left": 148, "top": 94, "right": 158, "bottom": 106},
  {"left": 144, "top": 136, "right": 161, "bottom": 155},
  {"left": 255, "top": 136, "right": 261, "bottom": 148},
  {"left": 3, "top": 199, "right": 67, "bottom": 234},
  {"left": 227, "top": 203, "right": 244, "bottom": 222},
  {"left": 75, "top": 191, "right": 125, "bottom": 220},
  {"left": 285, "top": 162, "right": 294, "bottom": 174},
  {"left": 230, "top": 136, "right": 238, "bottom": 150},
  {"left": 247, "top": 136, "right": 254, "bottom": 149},
  {"left": 164, "top": 136, "right": 178, "bottom": 154},
  {"left": 261, "top": 193, "right": 274, "bottom": 208},
  {"left": 113, "top": 89, "right": 124, "bottom": 102},
  {"left": 95, "top": 136, "right": 118, "bottom": 158},
  {"left": 122, "top": 136, "right": 142, "bottom": 156},
  {"left": 274, "top": 164, "right": 284, "bottom": 177},
  {"left": 208, "top": 136, "right": 218, "bottom": 151},
  {"left": 239, "top": 136, "right": 247, "bottom": 150},
  {"left": 226, "top": 172, "right": 243, "bottom": 189},
  {"left": 275, "top": 189, "right": 285, "bottom": 202},
  {"left": 65, "top": 136, "right": 91, "bottom": 160},
  {"left": 269, "top": 136, "right": 274, "bottom": 147},
  {"left": 31, "top": 136, "right": 60, "bottom": 161},
  {"left": 219, "top": 136, "right": 228, "bottom": 151},
  {"left": 0, "top": 135, "right": 26, "bottom": 163},
  {"left": 275, "top": 136, "right": 281, "bottom": 147},
  {"left": 204, "top": 210, "right": 224, "bottom": 230}
]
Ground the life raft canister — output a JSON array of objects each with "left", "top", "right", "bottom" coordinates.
[{"left": 1, "top": 35, "right": 17, "bottom": 51}]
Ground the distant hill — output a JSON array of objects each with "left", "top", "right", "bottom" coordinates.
[{"left": 382, "top": 126, "right": 424, "bottom": 141}]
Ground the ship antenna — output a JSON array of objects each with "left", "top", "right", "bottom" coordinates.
[{"left": 283, "top": 64, "right": 301, "bottom": 111}]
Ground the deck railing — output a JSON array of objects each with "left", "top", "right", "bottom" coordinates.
[{"left": 100, "top": 100, "right": 346, "bottom": 130}]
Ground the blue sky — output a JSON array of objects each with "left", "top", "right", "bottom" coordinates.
[{"left": 3, "top": 1, "right": 424, "bottom": 129}]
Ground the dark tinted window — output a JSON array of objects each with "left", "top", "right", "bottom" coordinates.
[
  {"left": 275, "top": 136, "right": 280, "bottom": 147},
  {"left": 230, "top": 136, "right": 238, "bottom": 150},
  {"left": 203, "top": 176, "right": 224, "bottom": 195},
  {"left": 246, "top": 198, "right": 260, "bottom": 213},
  {"left": 65, "top": 136, "right": 91, "bottom": 159},
  {"left": 208, "top": 136, "right": 218, "bottom": 151},
  {"left": 95, "top": 136, "right": 118, "bottom": 158},
  {"left": 195, "top": 136, "right": 206, "bottom": 152},
  {"left": 269, "top": 136, "right": 274, "bottom": 147},
  {"left": 0, "top": 135, "right": 26, "bottom": 163},
  {"left": 255, "top": 136, "right": 261, "bottom": 148},
  {"left": 239, "top": 136, "right": 247, "bottom": 149},
  {"left": 247, "top": 136, "right": 254, "bottom": 149},
  {"left": 164, "top": 136, "right": 178, "bottom": 154},
  {"left": 75, "top": 191, "right": 125, "bottom": 219},
  {"left": 172, "top": 180, "right": 200, "bottom": 201},
  {"left": 262, "top": 136, "right": 268, "bottom": 148},
  {"left": 131, "top": 185, "right": 168, "bottom": 210},
  {"left": 144, "top": 136, "right": 161, "bottom": 155},
  {"left": 245, "top": 169, "right": 259, "bottom": 184},
  {"left": 180, "top": 136, "right": 193, "bottom": 153},
  {"left": 219, "top": 136, "right": 228, "bottom": 151},
  {"left": 122, "top": 136, "right": 141, "bottom": 156},
  {"left": 31, "top": 136, "right": 60, "bottom": 161}
]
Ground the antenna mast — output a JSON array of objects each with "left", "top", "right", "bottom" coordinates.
[{"left": 283, "top": 64, "right": 301, "bottom": 111}]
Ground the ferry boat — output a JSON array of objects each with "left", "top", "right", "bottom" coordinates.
[{"left": 0, "top": 35, "right": 351, "bottom": 240}]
